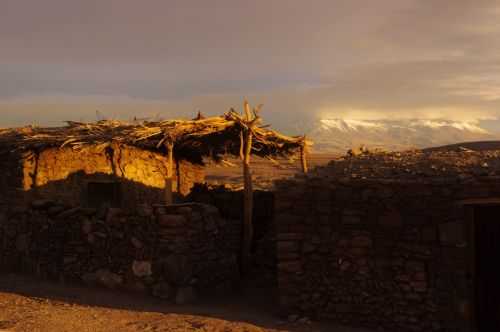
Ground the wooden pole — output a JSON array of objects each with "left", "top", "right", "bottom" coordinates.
[
  {"left": 300, "top": 135, "right": 308, "bottom": 174},
  {"left": 241, "top": 100, "right": 257, "bottom": 275},
  {"left": 165, "top": 141, "right": 174, "bottom": 205},
  {"left": 241, "top": 127, "right": 254, "bottom": 274}
]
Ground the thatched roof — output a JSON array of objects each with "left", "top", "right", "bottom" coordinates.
[{"left": 0, "top": 110, "right": 310, "bottom": 164}]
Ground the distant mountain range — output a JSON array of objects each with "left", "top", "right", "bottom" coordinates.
[{"left": 306, "top": 118, "right": 497, "bottom": 152}]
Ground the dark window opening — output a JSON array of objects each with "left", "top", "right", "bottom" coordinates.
[{"left": 87, "top": 182, "right": 122, "bottom": 208}]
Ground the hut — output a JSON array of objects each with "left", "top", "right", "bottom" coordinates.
[
  {"left": 0, "top": 106, "right": 307, "bottom": 212},
  {"left": 0, "top": 104, "right": 310, "bottom": 295}
]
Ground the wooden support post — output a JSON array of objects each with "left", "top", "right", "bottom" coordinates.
[
  {"left": 241, "top": 127, "right": 253, "bottom": 275},
  {"left": 241, "top": 100, "right": 258, "bottom": 275},
  {"left": 164, "top": 141, "right": 174, "bottom": 205},
  {"left": 300, "top": 135, "right": 308, "bottom": 174}
]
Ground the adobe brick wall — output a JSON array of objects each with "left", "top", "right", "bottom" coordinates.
[
  {"left": 19, "top": 144, "right": 204, "bottom": 209},
  {"left": 274, "top": 175, "right": 500, "bottom": 332}
]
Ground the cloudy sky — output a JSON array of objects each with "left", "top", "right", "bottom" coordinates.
[{"left": 1, "top": 0, "right": 500, "bottom": 132}]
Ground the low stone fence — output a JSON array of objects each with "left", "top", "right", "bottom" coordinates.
[
  {"left": 274, "top": 176, "right": 500, "bottom": 332},
  {"left": 0, "top": 200, "right": 239, "bottom": 303}
]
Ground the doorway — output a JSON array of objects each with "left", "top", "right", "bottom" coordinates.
[{"left": 474, "top": 205, "right": 500, "bottom": 331}]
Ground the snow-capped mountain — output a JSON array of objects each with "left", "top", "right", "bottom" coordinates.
[{"left": 307, "top": 118, "right": 496, "bottom": 152}]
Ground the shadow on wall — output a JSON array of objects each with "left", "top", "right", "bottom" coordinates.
[
  {"left": 18, "top": 144, "right": 205, "bottom": 210},
  {"left": 25, "top": 170, "right": 168, "bottom": 210}
]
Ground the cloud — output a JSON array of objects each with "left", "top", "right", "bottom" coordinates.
[{"left": 1, "top": 0, "right": 500, "bottom": 131}]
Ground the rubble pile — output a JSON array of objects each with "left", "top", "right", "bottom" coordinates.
[
  {"left": 0, "top": 201, "right": 239, "bottom": 303},
  {"left": 311, "top": 149, "right": 500, "bottom": 182}
]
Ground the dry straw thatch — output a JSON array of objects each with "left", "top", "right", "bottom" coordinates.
[{"left": 0, "top": 109, "right": 310, "bottom": 164}]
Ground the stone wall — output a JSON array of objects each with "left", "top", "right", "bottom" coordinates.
[
  {"left": 0, "top": 151, "right": 26, "bottom": 212},
  {"left": 274, "top": 176, "right": 500, "bottom": 332},
  {"left": 19, "top": 144, "right": 204, "bottom": 209},
  {"left": 0, "top": 200, "right": 239, "bottom": 302},
  {"left": 187, "top": 184, "right": 276, "bottom": 276}
]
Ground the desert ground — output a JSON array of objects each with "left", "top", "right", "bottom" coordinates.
[
  {"left": 0, "top": 274, "right": 369, "bottom": 332},
  {"left": 204, "top": 154, "right": 336, "bottom": 190}
]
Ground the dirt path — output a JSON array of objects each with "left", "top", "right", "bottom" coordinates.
[
  {"left": 204, "top": 154, "right": 335, "bottom": 190},
  {"left": 0, "top": 274, "right": 369, "bottom": 332}
]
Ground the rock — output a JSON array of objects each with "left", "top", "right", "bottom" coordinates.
[
  {"left": 277, "top": 241, "right": 299, "bottom": 253},
  {"left": 177, "top": 206, "right": 192, "bottom": 216},
  {"left": 297, "top": 317, "right": 311, "bottom": 324},
  {"left": 81, "top": 219, "right": 92, "bottom": 234},
  {"left": 175, "top": 286, "right": 197, "bottom": 305},
  {"left": 80, "top": 208, "right": 97, "bottom": 216},
  {"left": 31, "top": 199, "right": 54, "bottom": 210},
  {"left": 63, "top": 256, "right": 77, "bottom": 264},
  {"left": 4, "top": 223, "right": 17, "bottom": 238},
  {"left": 130, "top": 237, "right": 143, "bottom": 249},
  {"left": 137, "top": 204, "right": 153, "bottom": 217},
  {"left": 82, "top": 272, "right": 98, "bottom": 285},
  {"left": 190, "top": 212, "right": 203, "bottom": 223},
  {"left": 414, "top": 271, "right": 426, "bottom": 281},
  {"left": 154, "top": 206, "right": 167, "bottom": 215},
  {"left": 200, "top": 204, "right": 219, "bottom": 216},
  {"left": 421, "top": 226, "right": 437, "bottom": 242},
  {"left": 57, "top": 207, "right": 81, "bottom": 219},
  {"left": 162, "top": 254, "right": 193, "bottom": 286},
  {"left": 132, "top": 260, "right": 152, "bottom": 277},
  {"left": 439, "top": 221, "right": 465, "bottom": 245},
  {"left": 302, "top": 243, "right": 315, "bottom": 254},
  {"left": 278, "top": 261, "right": 302, "bottom": 273},
  {"left": 94, "top": 232, "right": 107, "bottom": 238},
  {"left": 158, "top": 214, "right": 186, "bottom": 228},
  {"left": 15, "top": 234, "right": 29, "bottom": 252},
  {"left": 47, "top": 205, "right": 66, "bottom": 216},
  {"left": 347, "top": 146, "right": 365, "bottom": 157},
  {"left": 342, "top": 214, "right": 361, "bottom": 225},
  {"left": 204, "top": 218, "right": 217, "bottom": 232},
  {"left": 152, "top": 282, "right": 174, "bottom": 300},
  {"left": 379, "top": 210, "right": 402, "bottom": 228},
  {"left": 106, "top": 208, "right": 123, "bottom": 223},
  {"left": 351, "top": 235, "right": 372, "bottom": 248},
  {"left": 94, "top": 269, "right": 123, "bottom": 289},
  {"left": 339, "top": 260, "right": 351, "bottom": 272}
]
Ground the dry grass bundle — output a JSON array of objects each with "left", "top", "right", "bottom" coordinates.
[{"left": 0, "top": 109, "right": 311, "bottom": 164}]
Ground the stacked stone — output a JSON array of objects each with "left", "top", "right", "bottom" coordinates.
[
  {"left": 274, "top": 172, "right": 500, "bottom": 332},
  {"left": 0, "top": 206, "right": 30, "bottom": 272},
  {"left": 311, "top": 149, "right": 500, "bottom": 182},
  {"left": 0, "top": 200, "right": 239, "bottom": 304},
  {"left": 152, "top": 203, "right": 239, "bottom": 299},
  {"left": 187, "top": 184, "right": 275, "bottom": 274},
  {"left": 0, "top": 150, "right": 25, "bottom": 218}
]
